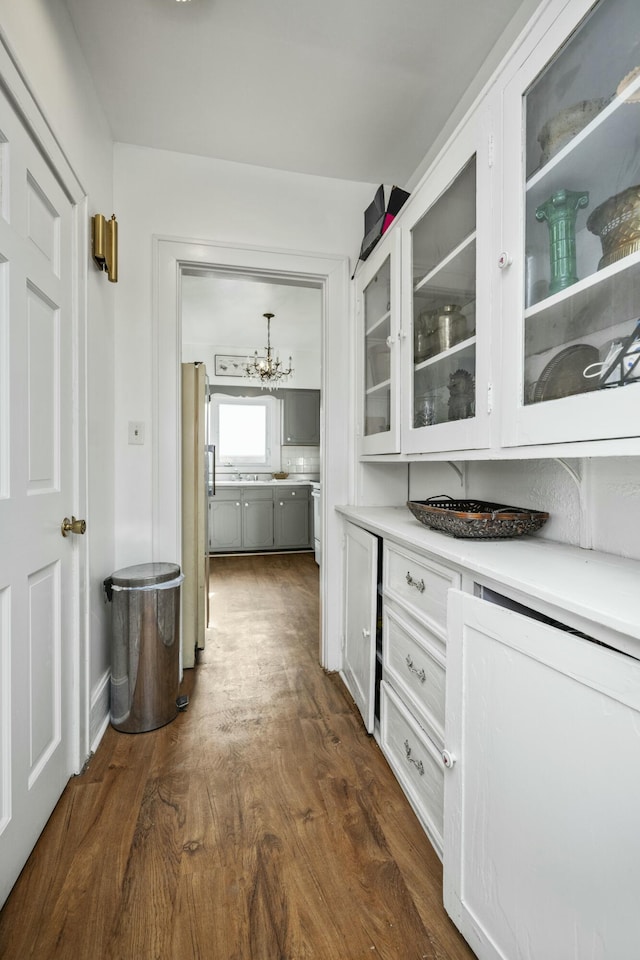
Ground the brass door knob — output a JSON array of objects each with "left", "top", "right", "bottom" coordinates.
[{"left": 61, "top": 516, "right": 86, "bottom": 538}]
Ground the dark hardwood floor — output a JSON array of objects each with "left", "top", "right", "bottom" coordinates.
[{"left": 0, "top": 552, "right": 475, "bottom": 960}]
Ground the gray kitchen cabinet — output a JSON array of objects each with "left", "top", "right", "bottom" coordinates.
[
  {"left": 209, "top": 491, "right": 242, "bottom": 551},
  {"left": 274, "top": 486, "right": 310, "bottom": 548},
  {"left": 281, "top": 389, "right": 320, "bottom": 445},
  {"left": 209, "top": 484, "right": 313, "bottom": 552},
  {"left": 242, "top": 487, "right": 274, "bottom": 550}
]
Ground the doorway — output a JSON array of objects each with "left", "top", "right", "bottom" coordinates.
[
  {"left": 181, "top": 270, "right": 322, "bottom": 486},
  {"left": 153, "top": 237, "right": 351, "bottom": 672},
  {"left": 181, "top": 269, "right": 322, "bottom": 664}
]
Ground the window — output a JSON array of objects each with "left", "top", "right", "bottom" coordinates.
[{"left": 211, "top": 394, "right": 280, "bottom": 472}]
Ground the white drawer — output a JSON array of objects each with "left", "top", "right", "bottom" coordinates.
[
  {"left": 384, "top": 542, "right": 460, "bottom": 637},
  {"left": 380, "top": 680, "right": 444, "bottom": 858},
  {"left": 383, "top": 605, "right": 445, "bottom": 748}
]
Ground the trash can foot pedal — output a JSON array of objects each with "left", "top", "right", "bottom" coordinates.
[{"left": 176, "top": 695, "right": 189, "bottom": 711}]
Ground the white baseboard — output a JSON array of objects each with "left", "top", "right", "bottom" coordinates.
[{"left": 89, "top": 669, "right": 110, "bottom": 753}]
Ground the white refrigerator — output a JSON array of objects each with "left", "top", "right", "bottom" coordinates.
[{"left": 181, "top": 361, "right": 209, "bottom": 668}]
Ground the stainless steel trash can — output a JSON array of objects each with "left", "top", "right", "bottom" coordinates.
[{"left": 104, "top": 562, "right": 184, "bottom": 733}]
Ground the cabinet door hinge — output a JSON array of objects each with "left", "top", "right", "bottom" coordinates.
[
  {"left": 487, "top": 381, "right": 493, "bottom": 414},
  {"left": 488, "top": 133, "right": 495, "bottom": 168},
  {"left": 341, "top": 634, "right": 345, "bottom": 651}
]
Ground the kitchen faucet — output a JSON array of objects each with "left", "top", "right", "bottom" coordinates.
[{"left": 223, "top": 458, "right": 241, "bottom": 480}]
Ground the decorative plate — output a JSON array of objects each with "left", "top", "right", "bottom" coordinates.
[{"left": 532, "top": 344, "right": 600, "bottom": 403}]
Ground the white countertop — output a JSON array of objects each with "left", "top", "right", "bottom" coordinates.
[
  {"left": 215, "top": 478, "right": 316, "bottom": 488},
  {"left": 336, "top": 505, "right": 640, "bottom": 651}
]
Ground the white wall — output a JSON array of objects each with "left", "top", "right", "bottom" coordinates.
[
  {"left": 0, "top": 0, "right": 116, "bottom": 745},
  {"left": 113, "top": 142, "right": 373, "bottom": 567},
  {"left": 587, "top": 457, "right": 640, "bottom": 559},
  {"left": 407, "top": 457, "right": 640, "bottom": 562}
]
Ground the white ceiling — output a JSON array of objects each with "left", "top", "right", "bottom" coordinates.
[
  {"left": 181, "top": 271, "right": 322, "bottom": 351},
  {"left": 63, "top": 0, "right": 531, "bottom": 185}
]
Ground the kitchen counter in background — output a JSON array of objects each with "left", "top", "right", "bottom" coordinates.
[{"left": 215, "top": 478, "right": 317, "bottom": 488}]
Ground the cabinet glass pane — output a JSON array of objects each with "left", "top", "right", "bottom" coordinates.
[
  {"left": 364, "top": 255, "right": 392, "bottom": 437},
  {"left": 411, "top": 157, "right": 477, "bottom": 427},
  {"left": 523, "top": 0, "right": 640, "bottom": 406}
]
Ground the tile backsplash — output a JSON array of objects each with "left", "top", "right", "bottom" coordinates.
[
  {"left": 213, "top": 445, "right": 320, "bottom": 483},
  {"left": 282, "top": 445, "right": 320, "bottom": 476}
]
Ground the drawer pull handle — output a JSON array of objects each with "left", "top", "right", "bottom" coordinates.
[
  {"left": 405, "top": 571, "right": 425, "bottom": 593},
  {"left": 405, "top": 655, "right": 426, "bottom": 684},
  {"left": 404, "top": 739, "right": 424, "bottom": 776}
]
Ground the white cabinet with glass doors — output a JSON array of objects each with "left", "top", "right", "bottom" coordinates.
[
  {"left": 356, "top": 111, "right": 493, "bottom": 459},
  {"left": 357, "top": 229, "right": 401, "bottom": 455},
  {"left": 400, "top": 110, "right": 493, "bottom": 454},
  {"left": 501, "top": 0, "right": 640, "bottom": 447}
]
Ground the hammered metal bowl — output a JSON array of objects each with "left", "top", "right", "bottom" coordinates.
[
  {"left": 407, "top": 497, "right": 549, "bottom": 539},
  {"left": 587, "top": 184, "right": 640, "bottom": 269}
]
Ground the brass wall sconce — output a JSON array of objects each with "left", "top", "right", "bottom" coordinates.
[{"left": 91, "top": 213, "right": 118, "bottom": 282}]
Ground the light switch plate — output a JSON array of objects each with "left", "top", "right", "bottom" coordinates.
[{"left": 128, "top": 421, "right": 145, "bottom": 445}]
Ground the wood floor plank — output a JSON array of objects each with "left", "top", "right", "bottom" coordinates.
[{"left": 0, "top": 553, "right": 475, "bottom": 960}]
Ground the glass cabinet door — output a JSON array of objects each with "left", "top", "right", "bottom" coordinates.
[
  {"left": 360, "top": 231, "right": 400, "bottom": 454},
  {"left": 402, "top": 114, "right": 491, "bottom": 455},
  {"left": 503, "top": 0, "right": 640, "bottom": 446},
  {"left": 411, "top": 157, "right": 476, "bottom": 431}
]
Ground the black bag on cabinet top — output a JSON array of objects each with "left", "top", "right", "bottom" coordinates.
[{"left": 358, "top": 184, "right": 410, "bottom": 263}]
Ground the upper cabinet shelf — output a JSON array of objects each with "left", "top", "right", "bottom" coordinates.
[
  {"left": 414, "top": 232, "right": 476, "bottom": 312},
  {"left": 366, "top": 309, "right": 391, "bottom": 338},
  {"left": 526, "top": 73, "right": 640, "bottom": 197},
  {"left": 415, "top": 335, "right": 477, "bottom": 373}
]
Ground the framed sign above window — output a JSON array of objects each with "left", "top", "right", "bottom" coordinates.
[{"left": 214, "top": 354, "right": 265, "bottom": 377}]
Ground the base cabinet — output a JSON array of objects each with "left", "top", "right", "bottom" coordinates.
[
  {"left": 380, "top": 680, "right": 444, "bottom": 856},
  {"left": 209, "top": 488, "right": 273, "bottom": 552},
  {"left": 340, "top": 506, "right": 640, "bottom": 960},
  {"left": 208, "top": 496, "right": 242, "bottom": 551},
  {"left": 242, "top": 496, "right": 274, "bottom": 550},
  {"left": 339, "top": 501, "right": 640, "bottom": 960},
  {"left": 341, "top": 522, "right": 378, "bottom": 733},
  {"left": 444, "top": 589, "right": 640, "bottom": 960},
  {"left": 209, "top": 485, "right": 312, "bottom": 552},
  {"left": 377, "top": 541, "right": 458, "bottom": 859},
  {"left": 274, "top": 487, "right": 310, "bottom": 548}
]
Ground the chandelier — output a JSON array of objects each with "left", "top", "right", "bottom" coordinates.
[{"left": 244, "top": 312, "right": 293, "bottom": 388}]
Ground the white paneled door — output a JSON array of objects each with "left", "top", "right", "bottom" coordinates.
[{"left": 0, "top": 84, "right": 77, "bottom": 907}]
